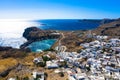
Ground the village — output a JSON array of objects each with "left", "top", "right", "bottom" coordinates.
[
  {"left": 1, "top": 0, "right": 120, "bottom": 79},
  {"left": 7, "top": 33, "right": 120, "bottom": 80}
]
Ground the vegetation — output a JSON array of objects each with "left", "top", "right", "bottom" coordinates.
[
  {"left": 42, "top": 56, "right": 50, "bottom": 62},
  {"left": 59, "top": 61, "right": 67, "bottom": 67},
  {"left": 0, "top": 58, "right": 18, "bottom": 72},
  {"left": 43, "top": 48, "right": 56, "bottom": 52},
  {"left": 23, "top": 76, "right": 29, "bottom": 80},
  {"left": 85, "top": 66, "right": 91, "bottom": 72},
  {"left": 1, "top": 50, "right": 27, "bottom": 59},
  {"left": 59, "top": 72, "right": 64, "bottom": 77},
  {"left": 36, "top": 62, "right": 46, "bottom": 67}
]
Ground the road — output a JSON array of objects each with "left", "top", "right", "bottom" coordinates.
[{"left": 58, "top": 32, "right": 67, "bottom": 52}]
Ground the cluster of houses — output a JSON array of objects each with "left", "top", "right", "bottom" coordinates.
[
  {"left": 58, "top": 36, "right": 120, "bottom": 80},
  {"left": 8, "top": 35, "right": 120, "bottom": 80},
  {"left": 32, "top": 71, "right": 44, "bottom": 80},
  {"left": 31, "top": 35, "right": 120, "bottom": 80},
  {"left": 25, "top": 35, "right": 120, "bottom": 80}
]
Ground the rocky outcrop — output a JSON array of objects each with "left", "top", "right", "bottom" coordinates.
[
  {"left": 21, "top": 27, "right": 60, "bottom": 48},
  {"left": 23, "top": 27, "right": 60, "bottom": 41}
]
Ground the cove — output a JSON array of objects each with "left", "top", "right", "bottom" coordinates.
[{"left": 27, "top": 39, "right": 56, "bottom": 52}]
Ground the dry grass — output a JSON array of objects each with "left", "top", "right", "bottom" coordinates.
[
  {"left": 21, "top": 53, "right": 44, "bottom": 66},
  {"left": 45, "top": 69, "right": 68, "bottom": 80},
  {"left": 0, "top": 52, "right": 68, "bottom": 80},
  {"left": 0, "top": 58, "right": 18, "bottom": 72},
  {"left": 60, "top": 32, "right": 83, "bottom": 52}
]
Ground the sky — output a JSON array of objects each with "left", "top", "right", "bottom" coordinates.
[{"left": 0, "top": 0, "right": 120, "bottom": 19}]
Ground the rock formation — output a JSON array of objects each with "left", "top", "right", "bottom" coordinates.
[
  {"left": 23, "top": 27, "right": 60, "bottom": 41},
  {"left": 21, "top": 27, "right": 60, "bottom": 48}
]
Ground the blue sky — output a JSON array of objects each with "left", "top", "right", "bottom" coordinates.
[{"left": 0, "top": 0, "right": 120, "bottom": 19}]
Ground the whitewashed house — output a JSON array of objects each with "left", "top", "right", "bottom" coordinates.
[
  {"left": 33, "top": 57, "right": 43, "bottom": 64},
  {"left": 46, "top": 60, "right": 59, "bottom": 69},
  {"left": 32, "top": 71, "right": 44, "bottom": 80}
]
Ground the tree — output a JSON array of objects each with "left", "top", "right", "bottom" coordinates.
[
  {"left": 37, "top": 62, "right": 46, "bottom": 67},
  {"left": 42, "top": 56, "right": 50, "bottom": 62},
  {"left": 59, "top": 72, "right": 64, "bottom": 77},
  {"left": 23, "top": 76, "right": 29, "bottom": 80},
  {"left": 59, "top": 61, "right": 67, "bottom": 67},
  {"left": 16, "top": 76, "right": 20, "bottom": 80}
]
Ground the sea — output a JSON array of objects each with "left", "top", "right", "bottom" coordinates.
[
  {"left": 37, "top": 19, "right": 101, "bottom": 30},
  {"left": 0, "top": 19, "right": 102, "bottom": 52}
]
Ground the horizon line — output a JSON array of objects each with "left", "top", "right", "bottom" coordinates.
[{"left": 0, "top": 18, "right": 119, "bottom": 21}]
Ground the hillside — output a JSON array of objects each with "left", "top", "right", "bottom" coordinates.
[{"left": 93, "top": 18, "right": 120, "bottom": 37}]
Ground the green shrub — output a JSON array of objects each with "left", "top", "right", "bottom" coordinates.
[
  {"left": 42, "top": 56, "right": 50, "bottom": 62},
  {"left": 23, "top": 76, "right": 29, "bottom": 80},
  {"left": 59, "top": 72, "right": 64, "bottom": 77},
  {"left": 44, "top": 48, "right": 55, "bottom": 51},
  {"left": 37, "top": 62, "right": 46, "bottom": 67}
]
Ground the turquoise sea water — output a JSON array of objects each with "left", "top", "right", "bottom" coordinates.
[{"left": 27, "top": 39, "right": 56, "bottom": 52}]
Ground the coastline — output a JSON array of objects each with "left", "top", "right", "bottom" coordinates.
[
  {"left": 0, "top": 18, "right": 120, "bottom": 80},
  {"left": 0, "top": 18, "right": 119, "bottom": 52}
]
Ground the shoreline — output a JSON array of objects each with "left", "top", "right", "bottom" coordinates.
[{"left": 0, "top": 18, "right": 119, "bottom": 51}]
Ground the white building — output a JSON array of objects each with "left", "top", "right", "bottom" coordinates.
[
  {"left": 46, "top": 60, "right": 59, "bottom": 69},
  {"left": 32, "top": 71, "right": 44, "bottom": 80}
]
